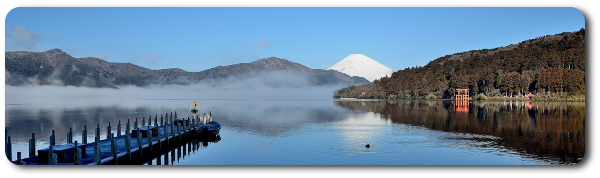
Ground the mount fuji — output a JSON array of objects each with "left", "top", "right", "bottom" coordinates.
[{"left": 326, "top": 54, "right": 394, "bottom": 82}]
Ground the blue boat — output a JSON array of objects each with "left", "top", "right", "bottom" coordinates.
[{"left": 196, "top": 121, "right": 221, "bottom": 136}]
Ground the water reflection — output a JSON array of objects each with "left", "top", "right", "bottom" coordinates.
[
  {"left": 334, "top": 100, "right": 585, "bottom": 164},
  {"left": 331, "top": 112, "right": 390, "bottom": 154},
  {"left": 5, "top": 98, "right": 583, "bottom": 165},
  {"left": 143, "top": 135, "right": 222, "bottom": 165},
  {"left": 212, "top": 100, "right": 349, "bottom": 137}
]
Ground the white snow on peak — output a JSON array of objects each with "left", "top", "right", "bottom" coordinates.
[{"left": 326, "top": 54, "right": 393, "bottom": 82}]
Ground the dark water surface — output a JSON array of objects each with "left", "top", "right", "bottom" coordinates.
[{"left": 4, "top": 98, "right": 584, "bottom": 165}]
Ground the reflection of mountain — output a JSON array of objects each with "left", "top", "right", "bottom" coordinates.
[
  {"left": 205, "top": 100, "right": 355, "bottom": 136},
  {"left": 334, "top": 100, "right": 585, "bottom": 164}
]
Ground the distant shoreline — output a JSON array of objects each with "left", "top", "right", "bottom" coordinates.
[{"left": 333, "top": 95, "right": 586, "bottom": 101}]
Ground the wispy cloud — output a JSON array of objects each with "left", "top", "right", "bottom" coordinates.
[
  {"left": 5, "top": 25, "right": 44, "bottom": 51},
  {"left": 207, "top": 52, "right": 220, "bottom": 58},
  {"left": 90, "top": 52, "right": 109, "bottom": 61},
  {"left": 129, "top": 56, "right": 141, "bottom": 63},
  {"left": 212, "top": 40, "right": 271, "bottom": 64},
  {"left": 61, "top": 45, "right": 80, "bottom": 55},
  {"left": 260, "top": 39, "right": 272, "bottom": 48},
  {"left": 49, "top": 34, "right": 60, "bottom": 42},
  {"left": 221, "top": 47, "right": 238, "bottom": 63},
  {"left": 321, "top": 63, "right": 333, "bottom": 68},
  {"left": 144, "top": 53, "right": 163, "bottom": 64},
  {"left": 129, "top": 53, "right": 164, "bottom": 65}
]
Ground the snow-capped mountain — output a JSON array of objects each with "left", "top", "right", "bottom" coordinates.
[{"left": 326, "top": 54, "right": 394, "bottom": 82}]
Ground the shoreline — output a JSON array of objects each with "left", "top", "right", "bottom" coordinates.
[{"left": 333, "top": 95, "right": 586, "bottom": 101}]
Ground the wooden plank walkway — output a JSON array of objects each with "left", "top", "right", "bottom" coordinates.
[{"left": 7, "top": 111, "right": 214, "bottom": 165}]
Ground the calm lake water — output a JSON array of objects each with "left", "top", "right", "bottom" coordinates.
[{"left": 4, "top": 98, "right": 585, "bottom": 165}]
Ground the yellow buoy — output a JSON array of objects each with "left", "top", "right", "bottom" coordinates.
[{"left": 193, "top": 101, "right": 196, "bottom": 107}]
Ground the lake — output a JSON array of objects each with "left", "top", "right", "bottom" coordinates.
[{"left": 4, "top": 97, "right": 585, "bottom": 165}]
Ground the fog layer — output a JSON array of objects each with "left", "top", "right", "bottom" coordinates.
[{"left": 5, "top": 70, "right": 346, "bottom": 103}]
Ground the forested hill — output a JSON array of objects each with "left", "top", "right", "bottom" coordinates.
[{"left": 334, "top": 28, "right": 585, "bottom": 99}]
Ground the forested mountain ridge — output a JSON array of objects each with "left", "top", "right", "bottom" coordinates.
[{"left": 334, "top": 28, "right": 585, "bottom": 99}]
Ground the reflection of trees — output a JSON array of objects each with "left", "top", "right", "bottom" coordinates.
[{"left": 334, "top": 100, "right": 585, "bottom": 164}]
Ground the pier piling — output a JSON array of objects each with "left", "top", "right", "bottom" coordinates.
[
  {"left": 50, "top": 130, "right": 55, "bottom": 146},
  {"left": 48, "top": 146, "right": 57, "bottom": 165},
  {"left": 177, "top": 123, "right": 181, "bottom": 139},
  {"left": 158, "top": 127, "right": 162, "bottom": 152},
  {"left": 118, "top": 120, "right": 122, "bottom": 137},
  {"left": 125, "top": 135, "right": 131, "bottom": 163},
  {"left": 7, "top": 136, "right": 12, "bottom": 161},
  {"left": 107, "top": 122, "right": 111, "bottom": 139},
  {"left": 29, "top": 133, "right": 35, "bottom": 157},
  {"left": 17, "top": 152, "right": 23, "bottom": 165},
  {"left": 74, "top": 141, "right": 82, "bottom": 165},
  {"left": 126, "top": 119, "right": 130, "bottom": 136},
  {"left": 83, "top": 126, "right": 87, "bottom": 144},
  {"left": 137, "top": 128, "right": 142, "bottom": 157},
  {"left": 146, "top": 129, "right": 152, "bottom": 153},
  {"left": 111, "top": 134, "right": 117, "bottom": 165},
  {"left": 171, "top": 117, "right": 174, "bottom": 137},
  {"left": 94, "top": 125, "right": 101, "bottom": 164},
  {"left": 68, "top": 127, "right": 73, "bottom": 144},
  {"left": 164, "top": 122, "right": 169, "bottom": 149}
]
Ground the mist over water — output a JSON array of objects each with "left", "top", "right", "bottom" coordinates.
[{"left": 5, "top": 70, "right": 346, "bottom": 104}]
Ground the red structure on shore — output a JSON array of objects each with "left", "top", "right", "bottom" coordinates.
[
  {"left": 455, "top": 89, "right": 469, "bottom": 100},
  {"left": 455, "top": 89, "right": 469, "bottom": 113},
  {"left": 526, "top": 93, "right": 534, "bottom": 100}
]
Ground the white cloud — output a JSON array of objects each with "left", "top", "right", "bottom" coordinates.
[{"left": 5, "top": 25, "right": 44, "bottom": 51}]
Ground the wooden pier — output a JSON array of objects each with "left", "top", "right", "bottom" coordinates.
[{"left": 6, "top": 111, "right": 215, "bottom": 165}]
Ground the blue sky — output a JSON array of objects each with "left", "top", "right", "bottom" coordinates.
[{"left": 5, "top": 7, "right": 585, "bottom": 72}]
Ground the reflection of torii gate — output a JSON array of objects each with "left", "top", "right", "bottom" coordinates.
[{"left": 455, "top": 89, "right": 469, "bottom": 113}]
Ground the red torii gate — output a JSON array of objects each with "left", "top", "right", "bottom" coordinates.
[
  {"left": 455, "top": 89, "right": 469, "bottom": 100},
  {"left": 526, "top": 93, "right": 534, "bottom": 100},
  {"left": 455, "top": 89, "right": 469, "bottom": 113}
]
